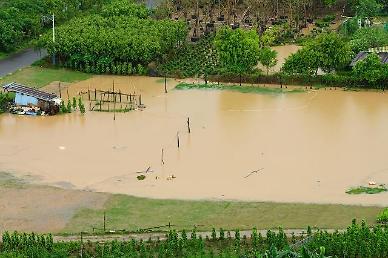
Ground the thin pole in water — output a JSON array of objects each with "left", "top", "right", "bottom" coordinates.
[
  {"left": 187, "top": 117, "right": 191, "bottom": 134},
  {"left": 113, "top": 80, "right": 116, "bottom": 121},
  {"left": 161, "top": 148, "right": 165, "bottom": 165},
  {"left": 164, "top": 76, "right": 168, "bottom": 93},
  {"left": 58, "top": 82, "right": 61, "bottom": 98},
  {"left": 100, "top": 92, "right": 102, "bottom": 111},
  {"left": 103, "top": 211, "right": 106, "bottom": 232},
  {"left": 177, "top": 132, "right": 180, "bottom": 148}
]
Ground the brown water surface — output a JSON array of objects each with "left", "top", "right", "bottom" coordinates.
[{"left": 1, "top": 76, "right": 388, "bottom": 205}]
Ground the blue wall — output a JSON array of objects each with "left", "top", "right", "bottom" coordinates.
[{"left": 15, "top": 93, "right": 39, "bottom": 106}]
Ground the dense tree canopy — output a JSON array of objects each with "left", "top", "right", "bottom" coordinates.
[
  {"left": 37, "top": 1, "right": 187, "bottom": 74},
  {"left": 353, "top": 0, "right": 382, "bottom": 17},
  {"left": 0, "top": 0, "right": 106, "bottom": 52}
]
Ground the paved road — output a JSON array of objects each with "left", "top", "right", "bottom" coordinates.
[{"left": 0, "top": 48, "right": 47, "bottom": 77}]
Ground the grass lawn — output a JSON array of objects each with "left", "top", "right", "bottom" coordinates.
[
  {"left": 63, "top": 194, "right": 383, "bottom": 233},
  {"left": 0, "top": 66, "right": 91, "bottom": 88},
  {"left": 175, "top": 82, "right": 305, "bottom": 94}
]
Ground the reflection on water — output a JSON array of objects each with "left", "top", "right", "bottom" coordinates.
[{"left": 1, "top": 76, "right": 388, "bottom": 206}]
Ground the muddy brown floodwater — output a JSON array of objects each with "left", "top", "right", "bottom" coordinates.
[{"left": 1, "top": 76, "right": 388, "bottom": 206}]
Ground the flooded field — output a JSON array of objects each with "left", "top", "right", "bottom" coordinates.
[{"left": 1, "top": 76, "right": 388, "bottom": 206}]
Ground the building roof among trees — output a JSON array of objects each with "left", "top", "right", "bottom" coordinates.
[
  {"left": 350, "top": 51, "right": 388, "bottom": 66},
  {"left": 2, "top": 82, "right": 58, "bottom": 102}
]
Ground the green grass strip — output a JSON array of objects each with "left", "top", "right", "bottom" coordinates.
[
  {"left": 63, "top": 194, "right": 382, "bottom": 233},
  {"left": 175, "top": 82, "right": 305, "bottom": 94},
  {"left": 346, "top": 186, "right": 387, "bottom": 195},
  {"left": 0, "top": 66, "right": 91, "bottom": 88}
]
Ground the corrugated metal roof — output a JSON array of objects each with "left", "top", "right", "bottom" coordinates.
[
  {"left": 351, "top": 51, "right": 388, "bottom": 66},
  {"left": 2, "top": 82, "right": 58, "bottom": 102}
]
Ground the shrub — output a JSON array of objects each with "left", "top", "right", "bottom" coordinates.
[{"left": 377, "top": 208, "right": 388, "bottom": 223}]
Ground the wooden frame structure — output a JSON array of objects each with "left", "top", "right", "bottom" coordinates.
[{"left": 86, "top": 88, "right": 144, "bottom": 113}]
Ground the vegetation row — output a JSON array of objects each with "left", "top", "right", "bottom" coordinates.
[{"left": 1, "top": 220, "right": 388, "bottom": 257}]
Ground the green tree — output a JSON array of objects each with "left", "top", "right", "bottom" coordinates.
[
  {"left": 214, "top": 27, "right": 260, "bottom": 86},
  {"left": 283, "top": 33, "right": 352, "bottom": 75},
  {"left": 66, "top": 99, "right": 72, "bottom": 113},
  {"left": 354, "top": 0, "right": 382, "bottom": 17},
  {"left": 314, "top": 33, "right": 353, "bottom": 73},
  {"left": 353, "top": 53, "right": 387, "bottom": 87},
  {"left": 282, "top": 46, "right": 320, "bottom": 75},
  {"left": 259, "top": 47, "right": 278, "bottom": 75},
  {"left": 349, "top": 27, "right": 388, "bottom": 53}
]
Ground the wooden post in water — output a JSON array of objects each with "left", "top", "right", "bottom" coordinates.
[
  {"left": 100, "top": 92, "right": 102, "bottom": 111},
  {"left": 187, "top": 117, "right": 191, "bottom": 134},
  {"left": 113, "top": 81, "right": 116, "bottom": 120},
  {"left": 103, "top": 211, "right": 106, "bottom": 232},
  {"left": 279, "top": 75, "right": 283, "bottom": 89},
  {"left": 88, "top": 88, "right": 90, "bottom": 101},
  {"left": 164, "top": 76, "right": 168, "bottom": 93},
  {"left": 139, "top": 94, "right": 142, "bottom": 106},
  {"left": 161, "top": 148, "right": 165, "bottom": 165},
  {"left": 58, "top": 82, "right": 62, "bottom": 98},
  {"left": 177, "top": 132, "right": 180, "bottom": 148},
  {"left": 94, "top": 89, "right": 97, "bottom": 101},
  {"left": 67, "top": 89, "right": 70, "bottom": 101}
]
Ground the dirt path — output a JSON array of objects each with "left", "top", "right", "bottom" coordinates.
[{"left": 53, "top": 229, "right": 342, "bottom": 243}]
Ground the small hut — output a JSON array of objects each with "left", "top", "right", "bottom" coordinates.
[{"left": 2, "top": 82, "right": 61, "bottom": 115}]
